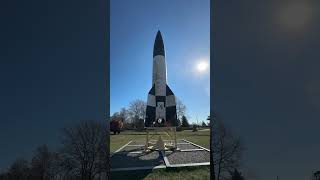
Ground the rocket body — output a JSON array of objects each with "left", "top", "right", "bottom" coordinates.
[{"left": 145, "top": 31, "right": 177, "bottom": 127}]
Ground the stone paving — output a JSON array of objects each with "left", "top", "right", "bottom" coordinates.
[{"left": 110, "top": 139, "right": 210, "bottom": 171}]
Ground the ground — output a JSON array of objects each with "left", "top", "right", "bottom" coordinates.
[{"left": 110, "top": 129, "right": 210, "bottom": 180}]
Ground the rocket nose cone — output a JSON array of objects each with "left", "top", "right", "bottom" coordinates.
[{"left": 153, "top": 31, "right": 165, "bottom": 57}]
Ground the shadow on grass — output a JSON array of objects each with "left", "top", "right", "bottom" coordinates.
[
  {"left": 164, "top": 166, "right": 210, "bottom": 173},
  {"left": 111, "top": 169, "right": 153, "bottom": 180}
]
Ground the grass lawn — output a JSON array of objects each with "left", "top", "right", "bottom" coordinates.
[
  {"left": 111, "top": 166, "right": 210, "bottom": 180},
  {"left": 110, "top": 129, "right": 210, "bottom": 180}
]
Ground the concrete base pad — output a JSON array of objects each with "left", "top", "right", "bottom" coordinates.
[{"left": 110, "top": 139, "right": 210, "bottom": 171}]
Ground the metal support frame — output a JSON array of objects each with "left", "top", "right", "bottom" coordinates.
[{"left": 144, "top": 127, "right": 177, "bottom": 152}]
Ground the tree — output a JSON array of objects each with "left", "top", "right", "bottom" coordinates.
[
  {"left": 8, "top": 158, "right": 30, "bottom": 180},
  {"left": 202, "top": 121, "right": 207, "bottom": 127},
  {"left": 231, "top": 168, "right": 245, "bottom": 180},
  {"left": 312, "top": 171, "right": 320, "bottom": 180},
  {"left": 212, "top": 119, "right": 244, "bottom": 180},
  {"left": 30, "top": 144, "right": 54, "bottom": 180},
  {"left": 181, "top": 115, "right": 190, "bottom": 127},
  {"left": 135, "top": 117, "right": 144, "bottom": 130},
  {"left": 119, "top": 107, "right": 129, "bottom": 123},
  {"left": 111, "top": 108, "right": 129, "bottom": 124},
  {"left": 110, "top": 112, "right": 120, "bottom": 121},
  {"left": 128, "top": 99, "right": 146, "bottom": 128},
  {"left": 47, "top": 152, "right": 65, "bottom": 180},
  {"left": 60, "top": 120, "right": 108, "bottom": 180},
  {"left": 192, "top": 124, "right": 198, "bottom": 132},
  {"left": 176, "top": 98, "right": 186, "bottom": 125}
]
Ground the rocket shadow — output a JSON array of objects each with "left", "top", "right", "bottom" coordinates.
[{"left": 110, "top": 150, "right": 164, "bottom": 179}]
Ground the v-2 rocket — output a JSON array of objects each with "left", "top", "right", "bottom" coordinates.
[{"left": 145, "top": 30, "right": 177, "bottom": 127}]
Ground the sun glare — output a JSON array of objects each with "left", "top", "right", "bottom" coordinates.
[{"left": 196, "top": 61, "right": 209, "bottom": 72}]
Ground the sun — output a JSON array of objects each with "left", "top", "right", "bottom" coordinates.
[{"left": 196, "top": 61, "right": 209, "bottom": 72}]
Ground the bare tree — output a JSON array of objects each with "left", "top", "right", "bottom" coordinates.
[
  {"left": 128, "top": 99, "right": 146, "bottom": 128},
  {"left": 8, "top": 158, "right": 30, "bottom": 180},
  {"left": 110, "top": 112, "right": 120, "bottom": 120},
  {"left": 46, "top": 152, "right": 66, "bottom": 180},
  {"left": 59, "top": 120, "right": 108, "bottom": 180},
  {"left": 119, "top": 107, "right": 129, "bottom": 123},
  {"left": 128, "top": 100, "right": 146, "bottom": 119},
  {"left": 176, "top": 97, "right": 186, "bottom": 122},
  {"left": 212, "top": 119, "right": 244, "bottom": 180},
  {"left": 30, "top": 144, "right": 55, "bottom": 180},
  {"left": 111, "top": 108, "right": 128, "bottom": 123}
]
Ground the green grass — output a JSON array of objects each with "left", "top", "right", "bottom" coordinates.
[
  {"left": 110, "top": 129, "right": 210, "bottom": 180},
  {"left": 111, "top": 166, "right": 210, "bottom": 180}
]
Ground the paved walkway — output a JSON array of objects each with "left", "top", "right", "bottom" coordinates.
[{"left": 110, "top": 139, "right": 210, "bottom": 171}]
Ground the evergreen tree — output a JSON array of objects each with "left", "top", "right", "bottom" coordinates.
[
  {"left": 231, "top": 168, "right": 244, "bottom": 180},
  {"left": 175, "top": 116, "right": 181, "bottom": 127},
  {"left": 181, "top": 115, "right": 190, "bottom": 127}
]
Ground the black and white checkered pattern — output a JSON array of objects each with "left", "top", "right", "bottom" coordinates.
[
  {"left": 145, "top": 31, "right": 177, "bottom": 127},
  {"left": 145, "top": 84, "right": 177, "bottom": 127}
]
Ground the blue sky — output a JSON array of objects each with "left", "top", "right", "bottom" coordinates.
[{"left": 110, "top": 0, "right": 210, "bottom": 124}]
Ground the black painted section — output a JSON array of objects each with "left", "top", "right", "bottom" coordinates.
[
  {"left": 166, "top": 84, "right": 174, "bottom": 96},
  {"left": 148, "top": 85, "right": 155, "bottom": 95},
  {"left": 145, "top": 105, "right": 156, "bottom": 127},
  {"left": 166, "top": 106, "right": 178, "bottom": 126},
  {"left": 156, "top": 96, "right": 166, "bottom": 107},
  {"left": 153, "top": 31, "right": 165, "bottom": 57}
]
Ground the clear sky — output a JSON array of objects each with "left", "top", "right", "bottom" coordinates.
[{"left": 110, "top": 0, "right": 210, "bottom": 124}]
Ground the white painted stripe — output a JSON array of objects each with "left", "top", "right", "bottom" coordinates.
[
  {"left": 182, "top": 139, "right": 210, "bottom": 152},
  {"left": 153, "top": 55, "right": 167, "bottom": 96},
  {"left": 128, "top": 151, "right": 143, "bottom": 154},
  {"left": 149, "top": 139, "right": 181, "bottom": 144},
  {"left": 166, "top": 95, "right": 176, "bottom": 107},
  {"left": 180, "top": 149, "right": 205, "bottom": 152},
  {"left": 167, "top": 162, "right": 210, "bottom": 168},
  {"left": 147, "top": 94, "right": 156, "bottom": 107},
  {"left": 110, "top": 141, "right": 133, "bottom": 157},
  {"left": 156, "top": 101, "right": 166, "bottom": 120},
  {"left": 111, "top": 165, "right": 166, "bottom": 172},
  {"left": 160, "top": 151, "right": 170, "bottom": 167}
]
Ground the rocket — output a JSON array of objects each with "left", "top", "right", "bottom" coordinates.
[{"left": 145, "top": 30, "right": 177, "bottom": 127}]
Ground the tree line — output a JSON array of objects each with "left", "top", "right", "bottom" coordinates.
[{"left": 110, "top": 98, "right": 209, "bottom": 130}]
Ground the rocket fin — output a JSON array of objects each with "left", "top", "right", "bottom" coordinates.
[
  {"left": 165, "top": 84, "right": 177, "bottom": 126},
  {"left": 145, "top": 85, "right": 156, "bottom": 127},
  {"left": 148, "top": 84, "right": 155, "bottom": 95},
  {"left": 166, "top": 84, "right": 174, "bottom": 96}
]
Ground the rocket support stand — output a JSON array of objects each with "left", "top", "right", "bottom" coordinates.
[{"left": 144, "top": 127, "right": 178, "bottom": 152}]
